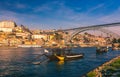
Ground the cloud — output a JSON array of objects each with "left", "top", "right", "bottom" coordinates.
[
  {"left": 29, "top": 1, "right": 107, "bottom": 29},
  {"left": 34, "top": 3, "right": 52, "bottom": 12},
  {"left": 3, "top": 1, "right": 27, "bottom": 9},
  {"left": 0, "top": 10, "right": 38, "bottom": 27},
  {"left": 99, "top": 7, "right": 120, "bottom": 23},
  {"left": 87, "top": 3, "right": 104, "bottom": 13},
  {"left": 0, "top": 0, "right": 119, "bottom": 30},
  {"left": 15, "top": 3, "right": 26, "bottom": 9},
  {"left": 0, "top": 10, "right": 19, "bottom": 21},
  {"left": 0, "top": 1, "right": 105, "bottom": 29},
  {"left": 34, "top": 1, "right": 62, "bottom": 12}
]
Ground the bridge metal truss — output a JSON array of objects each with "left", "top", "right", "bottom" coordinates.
[{"left": 61, "top": 22, "right": 120, "bottom": 43}]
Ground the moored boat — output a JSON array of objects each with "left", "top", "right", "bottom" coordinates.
[
  {"left": 54, "top": 53, "right": 84, "bottom": 61},
  {"left": 112, "top": 47, "right": 120, "bottom": 50},
  {"left": 18, "top": 44, "right": 41, "bottom": 48},
  {"left": 66, "top": 54, "right": 83, "bottom": 59},
  {"left": 42, "top": 48, "right": 84, "bottom": 61},
  {"left": 96, "top": 46, "right": 108, "bottom": 53}
]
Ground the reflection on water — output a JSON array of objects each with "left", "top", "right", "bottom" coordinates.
[
  {"left": 0, "top": 47, "right": 120, "bottom": 77},
  {"left": 0, "top": 48, "right": 44, "bottom": 77},
  {"left": 57, "top": 61, "right": 64, "bottom": 65}
]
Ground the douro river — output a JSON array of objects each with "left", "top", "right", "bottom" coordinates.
[{"left": 0, "top": 47, "right": 120, "bottom": 77}]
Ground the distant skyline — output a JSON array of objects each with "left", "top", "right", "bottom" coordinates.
[{"left": 0, "top": 0, "right": 120, "bottom": 29}]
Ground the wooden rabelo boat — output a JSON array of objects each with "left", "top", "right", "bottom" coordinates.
[
  {"left": 31, "top": 48, "right": 84, "bottom": 65},
  {"left": 53, "top": 48, "right": 84, "bottom": 61},
  {"left": 54, "top": 53, "right": 83, "bottom": 61}
]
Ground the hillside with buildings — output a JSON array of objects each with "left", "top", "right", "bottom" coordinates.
[{"left": 0, "top": 20, "right": 113, "bottom": 48}]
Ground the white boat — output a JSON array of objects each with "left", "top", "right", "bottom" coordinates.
[
  {"left": 32, "top": 61, "right": 41, "bottom": 65},
  {"left": 66, "top": 54, "right": 83, "bottom": 59},
  {"left": 96, "top": 46, "right": 108, "bottom": 53},
  {"left": 18, "top": 45, "right": 41, "bottom": 48}
]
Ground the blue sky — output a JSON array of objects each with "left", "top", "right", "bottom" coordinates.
[{"left": 0, "top": 0, "right": 120, "bottom": 29}]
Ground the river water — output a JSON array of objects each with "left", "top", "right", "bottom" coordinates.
[{"left": 0, "top": 47, "right": 120, "bottom": 77}]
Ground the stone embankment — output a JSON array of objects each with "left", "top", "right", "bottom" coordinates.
[{"left": 85, "top": 56, "right": 120, "bottom": 77}]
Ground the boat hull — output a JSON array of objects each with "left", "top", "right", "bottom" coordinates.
[
  {"left": 55, "top": 55, "right": 65, "bottom": 61},
  {"left": 55, "top": 54, "right": 84, "bottom": 61}
]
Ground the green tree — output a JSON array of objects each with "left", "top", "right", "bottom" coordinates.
[
  {"left": 73, "top": 37, "right": 79, "bottom": 41},
  {"left": 84, "top": 32, "right": 88, "bottom": 35},
  {"left": 53, "top": 33, "right": 63, "bottom": 42},
  {"left": 112, "top": 38, "right": 118, "bottom": 43},
  {"left": 118, "top": 38, "right": 120, "bottom": 43},
  {"left": 87, "top": 71, "right": 96, "bottom": 77}
]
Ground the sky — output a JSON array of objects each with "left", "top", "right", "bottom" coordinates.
[{"left": 0, "top": 0, "right": 120, "bottom": 30}]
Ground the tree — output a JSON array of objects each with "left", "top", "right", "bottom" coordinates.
[
  {"left": 112, "top": 38, "right": 118, "bottom": 43},
  {"left": 84, "top": 32, "right": 88, "bottom": 35},
  {"left": 73, "top": 37, "right": 79, "bottom": 41},
  {"left": 118, "top": 38, "right": 120, "bottom": 43},
  {"left": 53, "top": 33, "right": 63, "bottom": 42}
]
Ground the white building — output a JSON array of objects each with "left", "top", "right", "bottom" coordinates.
[
  {"left": 0, "top": 28, "right": 12, "bottom": 32},
  {"left": 16, "top": 32, "right": 30, "bottom": 39},
  {"left": 32, "top": 34, "right": 47, "bottom": 39},
  {"left": 0, "top": 20, "right": 16, "bottom": 32}
]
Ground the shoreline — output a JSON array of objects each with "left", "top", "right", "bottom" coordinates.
[{"left": 84, "top": 56, "right": 120, "bottom": 77}]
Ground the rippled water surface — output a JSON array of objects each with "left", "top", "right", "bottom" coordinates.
[{"left": 0, "top": 47, "right": 120, "bottom": 77}]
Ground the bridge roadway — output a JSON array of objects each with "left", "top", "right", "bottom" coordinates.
[{"left": 59, "top": 22, "right": 120, "bottom": 31}]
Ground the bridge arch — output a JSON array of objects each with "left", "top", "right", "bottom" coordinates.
[
  {"left": 60, "top": 22, "right": 120, "bottom": 44},
  {"left": 67, "top": 28, "right": 120, "bottom": 42}
]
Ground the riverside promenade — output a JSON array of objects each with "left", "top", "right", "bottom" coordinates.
[{"left": 85, "top": 56, "right": 120, "bottom": 77}]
